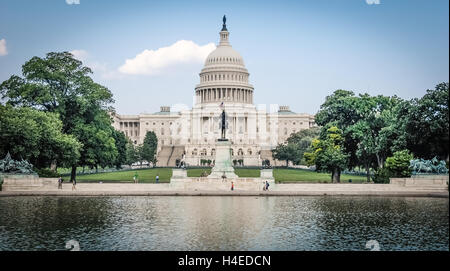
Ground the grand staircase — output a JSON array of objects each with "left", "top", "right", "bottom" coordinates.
[{"left": 156, "top": 146, "right": 185, "bottom": 167}]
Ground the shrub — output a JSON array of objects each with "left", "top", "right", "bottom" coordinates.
[
  {"left": 36, "top": 168, "right": 61, "bottom": 178},
  {"left": 372, "top": 167, "right": 391, "bottom": 184},
  {"left": 385, "top": 150, "right": 413, "bottom": 178}
]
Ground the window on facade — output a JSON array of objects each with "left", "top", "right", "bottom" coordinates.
[
  {"left": 161, "top": 128, "right": 164, "bottom": 135},
  {"left": 238, "top": 149, "right": 243, "bottom": 156},
  {"left": 201, "top": 149, "right": 207, "bottom": 156},
  {"left": 247, "top": 149, "right": 252, "bottom": 155},
  {"left": 192, "top": 149, "right": 198, "bottom": 155}
]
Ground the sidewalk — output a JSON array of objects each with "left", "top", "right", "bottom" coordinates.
[{"left": 0, "top": 183, "right": 447, "bottom": 197}]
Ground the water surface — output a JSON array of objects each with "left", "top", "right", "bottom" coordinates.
[{"left": 0, "top": 196, "right": 448, "bottom": 251}]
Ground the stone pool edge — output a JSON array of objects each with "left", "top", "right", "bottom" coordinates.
[{"left": 0, "top": 190, "right": 448, "bottom": 198}]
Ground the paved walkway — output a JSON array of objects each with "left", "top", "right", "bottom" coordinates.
[{"left": 0, "top": 183, "right": 447, "bottom": 197}]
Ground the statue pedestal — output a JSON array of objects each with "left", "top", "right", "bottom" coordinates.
[{"left": 209, "top": 140, "right": 238, "bottom": 178}]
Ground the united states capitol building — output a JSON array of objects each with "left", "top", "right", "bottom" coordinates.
[{"left": 111, "top": 18, "right": 315, "bottom": 167}]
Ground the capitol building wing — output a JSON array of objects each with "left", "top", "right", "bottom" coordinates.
[{"left": 111, "top": 18, "right": 315, "bottom": 167}]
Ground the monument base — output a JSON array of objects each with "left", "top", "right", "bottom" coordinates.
[{"left": 209, "top": 139, "right": 238, "bottom": 178}]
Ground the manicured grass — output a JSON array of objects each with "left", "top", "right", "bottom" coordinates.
[
  {"left": 273, "top": 168, "right": 367, "bottom": 183},
  {"left": 234, "top": 168, "right": 261, "bottom": 178},
  {"left": 187, "top": 168, "right": 211, "bottom": 177},
  {"left": 73, "top": 167, "right": 368, "bottom": 183},
  {"left": 74, "top": 168, "right": 172, "bottom": 183}
]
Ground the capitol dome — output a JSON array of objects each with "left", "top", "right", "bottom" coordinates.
[
  {"left": 195, "top": 16, "right": 254, "bottom": 105},
  {"left": 204, "top": 44, "right": 245, "bottom": 67}
]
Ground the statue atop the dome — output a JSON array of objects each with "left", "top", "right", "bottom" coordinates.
[{"left": 222, "top": 15, "right": 227, "bottom": 31}]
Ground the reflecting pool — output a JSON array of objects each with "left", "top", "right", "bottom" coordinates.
[{"left": 0, "top": 196, "right": 448, "bottom": 251}]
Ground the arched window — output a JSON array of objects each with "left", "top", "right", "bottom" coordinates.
[
  {"left": 238, "top": 149, "right": 244, "bottom": 156},
  {"left": 284, "top": 128, "right": 287, "bottom": 135},
  {"left": 247, "top": 149, "right": 252, "bottom": 155},
  {"left": 161, "top": 128, "right": 164, "bottom": 135},
  {"left": 211, "top": 149, "right": 216, "bottom": 156},
  {"left": 201, "top": 149, "right": 207, "bottom": 156},
  {"left": 192, "top": 148, "right": 198, "bottom": 155}
]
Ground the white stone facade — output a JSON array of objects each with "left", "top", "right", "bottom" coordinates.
[{"left": 111, "top": 19, "right": 315, "bottom": 166}]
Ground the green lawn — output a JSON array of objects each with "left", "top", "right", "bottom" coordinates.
[
  {"left": 73, "top": 167, "right": 368, "bottom": 183},
  {"left": 73, "top": 168, "right": 172, "bottom": 183},
  {"left": 273, "top": 168, "right": 367, "bottom": 183}
]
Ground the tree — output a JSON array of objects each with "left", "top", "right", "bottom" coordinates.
[
  {"left": 125, "top": 141, "right": 139, "bottom": 167},
  {"left": 0, "top": 104, "right": 81, "bottom": 169},
  {"left": 399, "top": 82, "right": 449, "bottom": 161},
  {"left": 304, "top": 126, "right": 349, "bottom": 183},
  {"left": 0, "top": 52, "right": 116, "bottom": 181},
  {"left": 315, "top": 90, "right": 406, "bottom": 180},
  {"left": 140, "top": 131, "right": 158, "bottom": 166},
  {"left": 347, "top": 95, "right": 404, "bottom": 180},
  {"left": 286, "top": 127, "right": 320, "bottom": 165},
  {"left": 111, "top": 129, "right": 127, "bottom": 169},
  {"left": 272, "top": 143, "right": 299, "bottom": 167}
]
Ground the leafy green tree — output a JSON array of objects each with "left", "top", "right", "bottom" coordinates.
[
  {"left": 304, "top": 126, "right": 349, "bottom": 183},
  {"left": 272, "top": 143, "right": 299, "bottom": 167},
  {"left": 111, "top": 129, "right": 127, "bottom": 169},
  {"left": 385, "top": 150, "right": 414, "bottom": 178},
  {"left": 286, "top": 127, "right": 320, "bottom": 165},
  {"left": 347, "top": 95, "right": 404, "bottom": 180},
  {"left": 125, "top": 141, "right": 139, "bottom": 167},
  {"left": 315, "top": 90, "right": 406, "bottom": 179},
  {"left": 0, "top": 104, "right": 81, "bottom": 169},
  {"left": 0, "top": 52, "right": 116, "bottom": 181},
  {"left": 398, "top": 82, "right": 449, "bottom": 160},
  {"left": 140, "top": 131, "right": 158, "bottom": 166}
]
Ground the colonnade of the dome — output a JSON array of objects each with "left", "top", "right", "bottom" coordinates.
[{"left": 196, "top": 87, "right": 253, "bottom": 104}]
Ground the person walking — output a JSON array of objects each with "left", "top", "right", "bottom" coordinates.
[
  {"left": 134, "top": 172, "right": 139, "bottom": 184},
  {"left": 265, "top": 181, "right": 270, "bottom": 191},
  {"left": 72, "top": 179, "right": 77, "bottom": 191},
  {"left": 156, "top": 174, "right": 159, "bottom": 183},
  {"left": 58, "top": 177, "right": 63, "bottom": 190},
  {"left": 231, "top": 181, "right": 234, "bottom": 191}
]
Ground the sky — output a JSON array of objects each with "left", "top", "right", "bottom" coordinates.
[{"left": 0, "top": 0, "right": 448, "bottom": 115}]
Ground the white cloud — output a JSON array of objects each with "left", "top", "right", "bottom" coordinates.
[
  {"left": 0, "top": 39, "right": 8, "bottom": 56},
  {"left": 366, "top": 0, "right": 380, "bottom": 4},
  {"left": 119, "top": 40, "right": 216, "bottom": 75},
  {"left": 69, "top": 49, "right": 121, "bottom": 79},
  {"left": 70, "top": 49, "right": 88, "bottom": 61},
  {"left": 66, "top": 0, "right": 80, "bottom": 4}
]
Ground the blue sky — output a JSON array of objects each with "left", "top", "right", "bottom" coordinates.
[{"left": 0, "top": 0, "right": 448, "bottom": 115}]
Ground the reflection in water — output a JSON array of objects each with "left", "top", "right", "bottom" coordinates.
[{"left": 0, "top": 196, "right": 448, "bottom": 251}]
